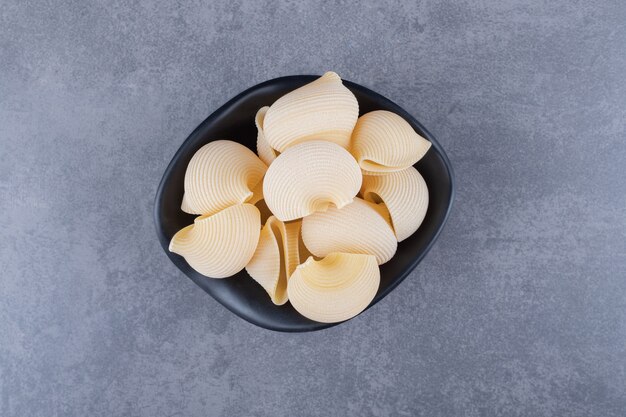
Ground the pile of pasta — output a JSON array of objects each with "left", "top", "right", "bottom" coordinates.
[{"left": 170, "top": 72, "right": 431, "bottom": 323}]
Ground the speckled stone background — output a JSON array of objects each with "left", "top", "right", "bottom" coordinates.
[{"left": 2, "top": 1, "right": 625, "bottom": 416}]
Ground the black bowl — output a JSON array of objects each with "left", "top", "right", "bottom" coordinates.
[{"left": 154, "top": 75, "right": 455, "bottom": 332}]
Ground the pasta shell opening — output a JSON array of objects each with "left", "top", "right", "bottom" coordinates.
[
  {"left": 361, "top": 167, "right": 429, "bottom": 242},
  {"left": 254, "top": 197, "right": 273, "bottom": 225}
]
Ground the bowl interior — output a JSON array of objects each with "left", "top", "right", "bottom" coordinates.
[{"left": 154, "top": 75, "right": 454, "bottom": 332}]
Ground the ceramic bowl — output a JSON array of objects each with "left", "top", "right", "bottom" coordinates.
[{"left": 154, "top": 75, "right": 454, "bottom": 332}]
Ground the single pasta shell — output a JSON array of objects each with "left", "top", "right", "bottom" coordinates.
[
  {"left": 169, "top": 204, "right": 261, "bottom": 278},
  {"left": 302, "top": 197, "right": 397, "bottom": 265},
  {"left": 361, "top": 167, "right": 429, "bottom": 242},
  {"left": 287, "top": 253, "right": 380, "bottom": 323},
  {"left": 263, "top": 72, "right": 359, "bottom": 152},
  {"left": 245, "top": 217, "right": 302, "bottom": 305},
  {"left": 183, "top": 140, "right": 267, "bottom": 215},
  {"left": 263, "top": 140, "right": 362, "bottom": 222},
  {"left": 350, "top": 110, "right": 432, "bottom": 175},
  {"left": 255, "top": 106, "right": 278, "bottom": 166}
]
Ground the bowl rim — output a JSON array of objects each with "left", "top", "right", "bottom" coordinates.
[{"left": 154, "top": 74, "right": 455, "bottom": 331}]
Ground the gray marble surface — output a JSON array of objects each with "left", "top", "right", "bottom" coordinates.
[{"left": 2, "top": 1, "right": 626, "bottom": 416}]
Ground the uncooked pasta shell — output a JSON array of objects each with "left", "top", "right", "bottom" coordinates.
[
  {"left": 364, "top": 200, "right": 393, "bottom": 228},
  {"left": 245, "top": 217, "right": 302, "bottom": 305},
  {"left": 263, "top": 140, "right": 362, "bottom": 222},
  {"left": 182, "top": 140, "right": 267, "bottom": 215},
  {"left": 361, "top": 167, "right": 429, "bottom": 242},
  {"left": 255, "top": 106, "right": 278, "bottom": 166},
  {"left": 287, "top": 253, "right": 380, "bottom": 323},
  {"left": 263, "top": 72, "right": 359, "bottom": 152},
  {"left": 350, "top": 110, "right": 432, "bottom": 175},
  {"left": 169, "top": 204, "right": 261, "bottom": 278},
  {"left": 181, "top": 193, "right": 193, "bottom": 214},
  {"left": 302, "top": 197, "right": 397, "bottom": 265}
]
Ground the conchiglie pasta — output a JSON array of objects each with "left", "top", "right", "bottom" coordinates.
[
  {"left": 263, "top": 140, "right": 362, "bottom": 222},
  {"left": 183, "top": 140, "right": 267, "bottom": 215},
  {"left": 361, "top": 167, "right": 429, "bottom": 242},
  {"left": 180, "top": 193, "right": 193, "bottom": 214},
  {"left": 365, "top": 200, "right": 393, "bottom": 228},
  {"left": 245, "top": 217, "right": 302, "bottom": 305},
  {"left": 287, "top": 253, "right": 380, "bottom": 323},
  {"left": 169, "top": 204, "right": 261, "bottom": 278},
  {"left": 301, "top": 197, "right": 397, "bottom": 265},
  {"left": 255, "top": 106, "right": 278, "bottom": 166},
  {"left": 350, "top": 110, "right": 432, "bottom": 175},
  {"left": 263, "top": 72, "right": 359, "bottom": 152}
]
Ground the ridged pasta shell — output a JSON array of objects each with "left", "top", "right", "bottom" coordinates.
[
  {"left": 365, "top": 200, "right": 393, "bottom": 228},
  {"left": 302, "top": 197, "right": 397, "bottom": 265},
  {"left": 182, "top": 140, "right": 267, "bottom": 215},
  {"left": 255, "top": 106, "right": 278, "bottom": 166},
  {"left": 361, "top": 167, "right": 429, "bottom": 242},
  {"left": 181, "top": 193, "right": 193, "bottom": 214},
  {"left": 263, "top": 140, "right": 362, "bottom": 222},
  {"left": 245, "top": 217, "right": 302, "bottom": 305},
  {"left": 169, "top": 204, "right": 261, "bottom": 278},
  {"left": 287, "top": 253, "right": 380, "bottom": 323},
  {"left": 350, "top": 110, "right": 432, "bottom": 175},
  {"left": 263, "top": 72, "right": 359, "bottom": 152}
]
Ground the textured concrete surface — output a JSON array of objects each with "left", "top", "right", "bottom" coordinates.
[{"left": 2, "top": 0, "right": 626, "bottom": 416}]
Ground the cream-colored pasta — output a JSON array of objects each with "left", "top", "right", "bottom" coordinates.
[
  {"left": 361, "top": 167, "right": 429, "bottom": 242},
  {"left": 255, "top": 106, "right": 278, "bottom": 166},
  {"left": 181, "top": 193, "right": 193, "bottom": 214},
  {"left": 248, "top": 179, "right": 264, "bottom": 206},
  {"left": 281, "top": 220, "right": 302, "bottom": 279},
  {"left": 246, "top": 222, "right": 282, "bottom": 301},
  {"left": 182, "top": 140, "right": 267, "bottom": 215},
  {"left": 364, "top": 200, "right": 393, "bottom": 228},
  {"left": 245, "top": 217, "right": 302, "bottom": 305},
  {"left": 302, "top": 197, "right": 397, "bottom": 265},
  {"left": 263, "top": 72, "right": 359, "bottom": 152},
  {"left": 298, "top": 226, "right": 314, "bottom": 264},
  {"left": 287, "top": 253, "right": 380, "bottom": 323},
  {"left": 169, "top": 204, "right": 261, "bottom": 278},
  {"left": 263, "top": 140, "right": 362, "bottom": 222},
  {"left": 350, "top": 110, "right": 432, "bottom": 175}
]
